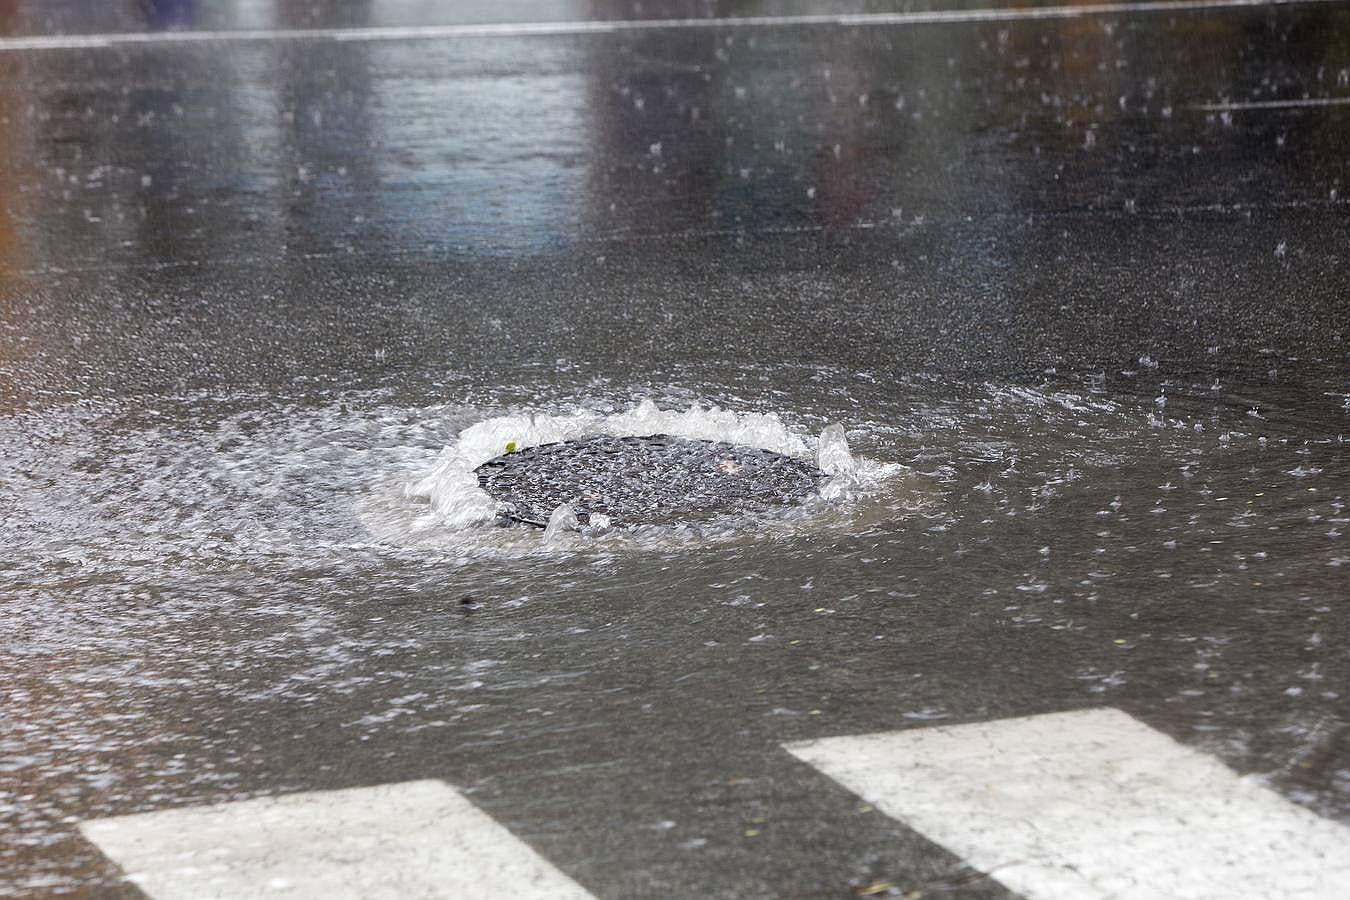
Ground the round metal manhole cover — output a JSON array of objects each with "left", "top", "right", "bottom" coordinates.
[{"left": 474, "top": 434, "right": 827, "bottom": 528}]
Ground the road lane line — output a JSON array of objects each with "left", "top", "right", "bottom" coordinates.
[
  {"left": 784, "top": 708, "right": 1350, "bottom": 900},
  {"left": 1194, "top": 96, "right": 1350, "bottom": 111},
  {"left": 79, "top": 779, "right": 597, "bottom": 900},
  {"left": 0, "top": 0, "right": 1340, "bottom": 52}
]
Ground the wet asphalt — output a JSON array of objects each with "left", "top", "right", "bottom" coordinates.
[{"left": 1, "top": 1, "right": 1347, "bottom": 898}]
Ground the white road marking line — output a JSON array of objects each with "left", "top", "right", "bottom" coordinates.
[
  {"left": 1195, "top": 96, "right": 1350, "bottom": 110},
  {"left": 785, "top": 707, "right": 1350, "bottom": 900},
  {"left": 78, "top": 779, "right": 597, "bottom": 900},
  {"left": 0, "top": 0, "right": 1340, "bottom": 52}
]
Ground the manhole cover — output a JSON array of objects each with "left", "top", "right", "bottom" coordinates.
[{"left": 475, "top": 434, "right": 827, "bottom": 528}]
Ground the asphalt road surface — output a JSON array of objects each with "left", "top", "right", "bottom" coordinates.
[{"left": 1, "top": 1, "right": 1347, "bottom": 898}]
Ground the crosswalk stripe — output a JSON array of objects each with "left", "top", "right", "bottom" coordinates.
[
  {"left": 785, "top": 707, "right": 1350, "bottom": 900},
  {"left": 78, "top": 779, "right": 597, "bottom": 900}
]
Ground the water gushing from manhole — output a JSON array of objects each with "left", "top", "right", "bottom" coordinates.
[{"left": 382, "top": 400, "right": 917, "bottom": 550}]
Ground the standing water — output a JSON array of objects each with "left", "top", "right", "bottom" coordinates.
[{"left": 1, "top": 2, "right": 1348, "bottom": 895}]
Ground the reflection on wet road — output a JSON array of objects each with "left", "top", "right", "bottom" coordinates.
[{"left": 0, "top": 1, "right": 1346, "bottom": 897}]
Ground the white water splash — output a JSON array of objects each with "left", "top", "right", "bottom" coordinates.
[
  {"left": 542, "top": 503, "right": 579, "bottom": 544},
  {"left": 816, "top": 423, "right": 857, "bottom": 476}
]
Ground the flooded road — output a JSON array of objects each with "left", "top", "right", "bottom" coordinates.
[{"left": 1, "top": 1, "right": 1347, "bottom": 897}]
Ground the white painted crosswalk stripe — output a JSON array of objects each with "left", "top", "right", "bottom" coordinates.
[
  {"left": 79, "top": 779, "right": 597, "bottom": 900},
  {"left": 785, "top": 707, "right": 1350, "bottom": 900}
]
